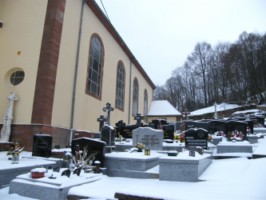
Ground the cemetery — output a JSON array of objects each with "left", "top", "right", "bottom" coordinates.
[{"left": 0, "top": 102, "right": 266, "bottom": 199}]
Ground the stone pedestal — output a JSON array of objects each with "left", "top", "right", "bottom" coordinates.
[{"left": 159, "top": 152, "right": 212, "bottom": 182}]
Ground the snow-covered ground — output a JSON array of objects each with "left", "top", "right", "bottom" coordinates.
[{"left": 1, "top": 133, "right": 266, "bottom": 200}]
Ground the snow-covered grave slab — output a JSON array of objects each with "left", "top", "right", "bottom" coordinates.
[
  {"left": 9, "top": 171, "right": 103, "bottom": 200},
  {"left": 216, "top": 141, "right": 253, "bottom": 156},
  {"left": 104, "top": 151, "right": 162, "bottom": 178},
  {"left": 246, "top": 134, "right": 259, "bottom": 144},
  {"left": 0, "top": 152, "right": 58, "bottom": 188},
  {"left": 159, "top": 151, "right": 212, "bottom": 182},
  {"left": 211, "top": 136, "right": 223, "bottom": 145},
  {"left": 253, "top": 127, "right": 266, "bottom": 134}
]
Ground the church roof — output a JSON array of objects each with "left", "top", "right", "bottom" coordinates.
[
  {"left": 87, "top": 1, "right": 155, "bottom": 89},
  {"left": 148, "top": 100, "right": 181, "bottom": 116}
]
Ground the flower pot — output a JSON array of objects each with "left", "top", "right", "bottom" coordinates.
[
  {"left": 11, "top": 155, "right": 19, "bottom": 164},
  {"left": 31, "top": 168, "right": 46, "bottom": 179}
]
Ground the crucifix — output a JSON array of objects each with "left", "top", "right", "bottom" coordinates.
[
  {"left": 134, "top": 113, "right": 144, "bottom": 126},
  {"left": 102, "top": 102, "right": 114, "bottom": 125},
  {"left": 0, "top": 92, "right": 18, "bottom": 142},
  {"left": 97, "top": 115, "right": 106, "bottom": 132}
]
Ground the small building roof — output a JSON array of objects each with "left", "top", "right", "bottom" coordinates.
[
  {"left": 190, "top": 102, "right": 241, "bottom": 116},
  {"left": 148, "top": 100, "right": 181, "bottom": 116}
]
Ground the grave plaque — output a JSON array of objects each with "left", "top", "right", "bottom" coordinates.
[
  {"left": 71, "top": 137, "right": 106, "bottom": 167},
  {"left": 185, "top": 128, "right": 208, "bottom": 149},
  {"left": 225, "top": 120, "right": 248, "bottom": 140},
  {"left": 132, "top": 127, "right": 163, "bottom": 150}
]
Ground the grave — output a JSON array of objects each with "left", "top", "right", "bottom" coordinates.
[
  {"left": 225, "top": 120, "right": 248, "bottom": 140},
  {"left": 97, "top": 115, "right": 106, "bottom": 132},
  {"left": 104, "top": 151, "right": 161, "bottom": 179},
  {"left": 184, "top": 121, "right": 209, "bottom": 131},
  {"left": 184, "top": 128, "right": 208, "bottom": 149},
  {"left": 71, "top": 137, "right": 106, "bottom": 167},
  {"left": 32, "top": 134, "right": 52, "bottom": 158},
  {"left": 216, "top": 140, "right": 253, "bottom": 155},
  {"left": 159, "top": 151, "right": 212, "bottom": 182},
  {"left": 246, "top": 134, "right": 259, "bottom": 144},
  {"left": 162, "top": 124, "right": 175, "bottom": 140},
  {"left": 9, "top": 171, "right": 103, "bottom": 200},
  {"left": 132, "top": 127, "right": 163, "bottom": 150},
  {"left": 100, "top": 125, "right": 115, "bottom": 152},
  {"left": 209, "top": 120, "right": 226, "bottom": 134}
]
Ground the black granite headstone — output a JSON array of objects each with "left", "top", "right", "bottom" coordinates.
[
  {"left": 100, "top": 125, "right": 115, "bottom": 146},
  {"left": 71, "top": 137, "right": 106, "bottom": 167},
  {"left": 225, "top": 120, "right": 248, "bottom": 140},
  {"left": 32, "top": 134, "right": 52, "bottom": 158},
  {"left": 185, "top": 128, "right": 208, "bottom": 149}
]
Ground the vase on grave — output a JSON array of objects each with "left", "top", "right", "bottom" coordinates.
[{"left": 11, "top": 154, "right": 19, "bottom": 164}]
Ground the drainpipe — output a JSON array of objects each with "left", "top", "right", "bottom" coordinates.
[
  {"left": 128, "top": 60, "right": 132, "bottom": 124},
  {"left": 69, "top": 0, "right": 85, "bottom": 146}
]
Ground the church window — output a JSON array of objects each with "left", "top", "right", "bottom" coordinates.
[
  {"left": 10, "top": 70, "right": 25, "bottom": 86},
  {"left": 86, "top": 34, "right": 104, "bottom": 99},
  {"left": 132, "top": 78, "right": 139, "bottom": 116},
  {"left": 115, "top": 61, "right": 125, "bottom": 110}
]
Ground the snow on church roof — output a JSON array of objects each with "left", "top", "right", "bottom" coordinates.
[
  {"left": 190, "top": 102, "right": 241, "bottom": 116},
  {"left": 148, "top": 100, "right": 181, "bottom": 116}
]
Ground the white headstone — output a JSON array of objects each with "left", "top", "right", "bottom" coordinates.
[{"left": 132, "top": 127, "right": 163, "bottom": 150}]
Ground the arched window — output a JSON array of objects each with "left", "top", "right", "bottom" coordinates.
[
  {"left": 144, "top": 89, "right": 148, "bottom": 116},
  {"left": 115, "top": 61, "right": 125, "bottom": 110},
  {"left": 132, "top": 78, "right": 139, "bottom": 116},
  {"left": 86, "top": 34, "right": 104, "bottom": 99}
]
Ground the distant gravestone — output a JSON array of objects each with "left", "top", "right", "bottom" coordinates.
[
  {"left": 185, "top": 128, "right": 208, "bottom": 149},
  {"left": 32, "top": 134, "right": 52, "bottom": 158},
  {"left": 132, "top": 127, "right": 163, "bottom": 150},
  {"left": 97, "top": 115, "right": 106, "bottom": 132},
  {"left": 134, "top": 113, "right": 144, "bottom": 126},
  {"left": 71, "top": 137, "right": 106, "bottom": 167},
  {"left": 101, "top": 125, "right": 115, "bottom": 147},
  {"left": 162, "top": 124, "right": 175, "bottom": 140},
  {"left": 225, "top": 120, "right": 248, "bottom": 140}
]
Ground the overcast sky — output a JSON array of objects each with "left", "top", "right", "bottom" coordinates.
[{"left": 95, "top": 0, "right": 266, "bottom": 86}]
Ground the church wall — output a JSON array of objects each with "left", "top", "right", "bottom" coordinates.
[
  {"left": 0, "top": 0, "right": 47, "bottom": 124},
  {"left": 52, "top": 0, "right": 154, "bottom": 132}
]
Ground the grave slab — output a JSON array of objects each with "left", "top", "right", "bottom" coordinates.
[
  {"left": 159, "top": 151, "right": 212, "bottom": 182},
  {"left": 246, "top": 134, "right": 259, "bottom": 144},
  {"left": 104, "top": 151, "right": 161, "bottom": 178},
  {"left": 9, "top": 172, "right": 103, "bottom": 200},
  {"left": 216, "top": 141, "right": 253, "bottom": 154}
]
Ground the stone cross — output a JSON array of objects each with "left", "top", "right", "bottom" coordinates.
[
  {"left": 102, "top": 102, "right": 114, "bottom": 125},
  {"left": 97, "top": 115, "right": 106, "bottom": 132},
  {"left": 0, "top": 92, "right": 18, "bottom": 142},
  {"left": 134, "top": 113, "right": 144, "bottom": 126}
]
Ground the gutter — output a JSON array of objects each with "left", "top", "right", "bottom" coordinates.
[{"left": 69, "top": 0, "right": 85, "bottom": 146}]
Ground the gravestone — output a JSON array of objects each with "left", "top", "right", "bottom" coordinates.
[
  {"left": 132, "top": 127, "right": 163, "bottom": 150},
  {"left": 32, "top": 133, "right": 52, "bottom": 157},
  {"left": 209, "top": 120, "right": 226, "bottom": 134},
  {"left": 71, "top": 137, "right": 106, "bottom": 167},
  {"left": 184, "top": 121, "right": 209, "bottom": 131},
  {"left": 115, "top": 120, "right": 139, "bottom": 138},
  {"left": 101, "top": 125, "right": 115, "bottom": 146},
  {"left": 184, "top": 128, "right": 208, "bottom": 149},
  {"left": 97, "top": 115, "right": 106, "bottom": 132},
  {"left": 162, "top": 124, "right": 175, "bottom": 140},
  {"left": 134, "top": 113, "right": 144, "bottom": 126},
  {"left": 225, "top": 120, "right": 248, "bottom": 140}
]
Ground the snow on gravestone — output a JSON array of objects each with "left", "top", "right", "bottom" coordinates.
[{"left": 132, "top": 127, "right": 163, "bottom": 150}]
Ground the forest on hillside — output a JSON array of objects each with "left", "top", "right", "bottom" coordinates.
[{"left": 153, "top": 31, "right": 266, "bottom": 113}]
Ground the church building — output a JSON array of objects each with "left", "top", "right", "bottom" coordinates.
[{"left": 0, "top": 0, "right": 155, "bottom": 150}]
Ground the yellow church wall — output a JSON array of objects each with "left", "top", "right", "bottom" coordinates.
[
  {"left": 0, "top": 0, "right": 47, "bottom": 124},
  {"left": 51, "top": 0, "right": 154, "bottom": 132}
]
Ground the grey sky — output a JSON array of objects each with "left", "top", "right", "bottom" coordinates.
[{"left": 96, "top": 0, "right": 266, "bottom": 86}]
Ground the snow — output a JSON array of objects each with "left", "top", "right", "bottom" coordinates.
[
  {"left": 190, "top": 102, "right": 241, "bottom": 116},
  {"left": 148, "top": 100, "right": 181, "bottom": 116},
  {"left": 1, "top": 133, "right": 266, "bottom": 200}
]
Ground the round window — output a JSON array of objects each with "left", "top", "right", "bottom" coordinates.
[{"left": 10, "top": 70, "right": 25, "bottom": 86}]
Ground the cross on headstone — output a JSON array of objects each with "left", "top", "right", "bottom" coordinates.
[
  {"left": 103, "top": 102, "right": 114, "bottom": 125},
  {"left": 97, "top": 115, "right": 106, "bottom": 132},
  {"left": 134, "top": 113, "right": 144, "bottom": 126}
]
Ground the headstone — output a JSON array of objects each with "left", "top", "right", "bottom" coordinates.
[
  {"left": 134, "top": 113, "right": 144, "bottom": 126},
  {"left": 97, "top": 115, "right": 106, "bottom": 132},
  {"left": 184, "top": 128, "right": 208, "bottom": 149},
  {"left": 101, "top": 125, "right": 115, "bottom": 146},
  {"left": 184, "top": 121, "right": 209, "bottom": 131},
  {"left": 225, "top": 120, "right": 248, "bottom": 140},
  {"left": 115, "top": 120, "right": 139, "bottom": 138},
  {"left": 102, "top": 102, "right": 114, "bottom": 125},
  {"left": 162, "top": 124, "right": 174, "bottom": 140},
  {"left": 132, "top": 127, "right": 163, "bottom": 150},
  {"left": 71, "top": 137, "right": 106, "bottom": 167},
  {"left": 209, "top": 120, "right": 226, "bottom": 134},
  {"left": 32, "top": 134, "right": 52, "bottom": 157}
]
